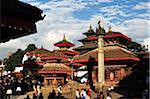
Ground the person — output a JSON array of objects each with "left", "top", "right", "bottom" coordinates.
[
  {"left": 99, "top": 92, "right": 105, "bottom": 99},
  {"left": 51, "top": 89, "right": 56, "bottom": 98},
  {"left": 57, "top": 82, "right": 62, "bottom": 94},
  {"left": 57, "top": 91, "right": 62, "bottom": 98},
  {"left": 75, "top": 89, "right": 80, "bottom": 99},
  {"left": 108, "top": 86, "right": 111, "bottom": 92},
  {"left": 33, "top": 81, "right": 38, "bottom": 96},
  {"left": 37, "top": 85, "right": 41, "bottom": 96},
  {"left": 16, "top": 86, "right": 22, "bottom": 95},
  {"left": 33, "top": 93, "right": 37, "bottom": 99},
  {"left": 80, "top": 89, "right": 87, "bottom": 99},
  {"left": 87, "top": 88, "right": 92, "bottom": 98},
  {"left": 6, "top": 89, "right": 12, "bottom": 99},
  {"left": 106, "top": 92, "right": 112, "bottom": 99},
  {"left": 26, "top": 95, "right": 30, "bottom": 99},
  {"left": 22, "top": 52, "right": 30, "bottom": 63},
  {"left": 39, "top": 93, "right": 44, "bottom": 99},
  {"left": 48, "top": 92, "right": 51, "bottom": 99},
  {"left": 0, "top": 84, "right": 5, "bottom": 99}
]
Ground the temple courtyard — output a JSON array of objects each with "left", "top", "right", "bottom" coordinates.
[{"left": 15, "top": 80, "right": 123, "bottom": 99}]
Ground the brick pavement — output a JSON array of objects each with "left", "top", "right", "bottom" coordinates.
[{"left": 16, "top": 80, "right": 123, "bottom": 99}]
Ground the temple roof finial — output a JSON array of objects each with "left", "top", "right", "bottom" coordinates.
[
  {"left": 63, "top": 34, "right": 67, "bottom": 41},
  {"left": 54, "top": 34, "right": 75, "bottom": 48},
  {"left": 88, "top": 24, "right": 93, "bottom": 32},
  {"left": 98, "top": 20, "right": 101, "bottom": 29},
  {"left": 108, "top": 26, "right": 112, "bottom": 32},
  {"left": 89, "top": 24, "right": 92, "bottom": 30},
  {"left": 41, "top": 45, "right": 43, "bottom": 49}
]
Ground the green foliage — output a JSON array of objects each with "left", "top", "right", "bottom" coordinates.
[
  {"left": 24, "top": 44, "right": 37, "bottom": 53},
  {"left": 127, "top": 42, "right": 147, "bottom": 53},
  {"left": 5, "top": 49, "right": 24, "bottom": 71},
  {"left": 32, "top": 73, "right": 44, "bottom": 82},
  {"left": 4, "top": 44, "right": 37, "bottom": 71}
]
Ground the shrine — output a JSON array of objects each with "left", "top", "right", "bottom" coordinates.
[
  {"left": 20, "top": 21, "right": 145, "bottom": 87},
  {"left": 73, "top": 22, "right": 140, "bottom": 85}
]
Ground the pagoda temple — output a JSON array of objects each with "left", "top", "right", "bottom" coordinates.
[
  {"left": 73, "top": 22, "right": 140, "bottom": 85},
  {"left": 53, "top": 35, "right": 79, "bottom": 58},
  {"left": 74, "top": 24, "right": 131, "bottom": 54},
  {"left": 19, "top": 22, "right": 145, "bottom": 86},
  {"left": 1, "top": 0, "right": 44, "bottom": 42},
  {"left": 27, "top": 35, "right": 78, "bottom": 85}
]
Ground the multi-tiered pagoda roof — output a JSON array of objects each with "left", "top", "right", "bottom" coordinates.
[
  {"left": 54, "top": 35, "right": 79, "bottom": 57},
  {"left": 74, "top": 22, "right": 132, "bottom": 54},
  {"left": 73, "top": 21, "right": 140, "bottom": 69},
  {"left": 1, "top": 0, "right": 44, "bottom": 42},
  {"left": 74, "top": 45, "right": 139, "bottom": 65},
  {"left": 54, "top": 35, "right": 75, "bottom": 48}
]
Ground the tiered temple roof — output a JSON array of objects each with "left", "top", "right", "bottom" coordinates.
[
  {"left": 1, "top": 0, "right": 44, "bottom": 42},
  {"left": 54, "top": 35, "right": 75, "bottom": 48},
  {"left": 73, "top": 21, "right": 140, "bottom": 68},
  {"left": 38, "top": 63, "right": 73, "bottom": 75},
  {"left": 74, "top": 21, "right": 132, "bottom": 54},
  {"left": 74, "top": 45, "right": 140, "bottom": 65},
  {"left": 30, "top": 47, "right": 51, "bottom": 57},
  {"left": 54, "top": 35, "right": 79, "bottom": 57},
  {"left": 30, "top": 48, "right": 69, "bottom": 63}
]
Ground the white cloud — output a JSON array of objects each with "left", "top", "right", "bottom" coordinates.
[
  {"left": 96, "top": 0, "right": 112, "bottom": 2},
  {"left": 109, "top": 18, "right": 150, "bottom": 43},
  {"left": 20, "top": 0, "right": 37, "bottom": 2},
  {"left": 0, "top": 0, "right": 149, "bottom": 59},
  {"left": 100, "top": 5, "right": 133, "bottom": 19},
  {"left": 101, "top": 5, "right": 121, "bottom": 13},
  {"left": 137, "top": 13, "right": 150, "bottom": 20},
  {"left": 133, "top": 2, "right": 150, "bottom": 10},
  {"left": 0, "top": 39, "right": 26, "bottom": 49}
]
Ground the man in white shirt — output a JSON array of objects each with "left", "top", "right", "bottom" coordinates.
[{"left": 75, "top": 89, "right": 80, "bottom": 99}]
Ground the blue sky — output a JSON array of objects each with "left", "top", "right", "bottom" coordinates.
[{"left": 0, "top": 0, "right": 149, "bottom": 59}]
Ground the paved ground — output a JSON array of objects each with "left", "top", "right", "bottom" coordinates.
[{"left": 16, "top": 80, "right": 123, "bottom": 99}]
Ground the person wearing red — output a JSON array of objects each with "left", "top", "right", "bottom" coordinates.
[{"left": 87, "top": 88, "right": 92, "bottom": 98}]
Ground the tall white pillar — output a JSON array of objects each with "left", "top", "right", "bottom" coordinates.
[{"left": 98, "top": 36, "right": 105, "bottom": 84}]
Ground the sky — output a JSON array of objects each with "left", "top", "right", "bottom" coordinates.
[{"left": 0, "top": 0, "right": 150, "bottom": 59}]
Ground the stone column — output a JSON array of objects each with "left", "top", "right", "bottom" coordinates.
[{"left": 98, "top": 36, "right": 105, "bottom": 84}]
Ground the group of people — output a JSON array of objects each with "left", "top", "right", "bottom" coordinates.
[
  {"left": 48, "top": 89, "right": 64, "bottom": 99},
  {"left": 75, "top": 88, "right": 92, "bottom": 99},
  {"left": 75, "top": 88, "right": 112, "bottom": 99},
  {"left": 96, "top": 92, "right": 112, "bottom": 99},
  {"left": 25, "top": 93, "right": 44, "bottom": 99}
]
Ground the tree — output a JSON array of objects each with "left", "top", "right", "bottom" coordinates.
[
  {"left": 127, "top": 42, "right": 147, "bottom": 53},
  {"left": 24, "top": 44, "right": 37, "bottom": 52},
  {"left": 4, "top": 44, "right": 37, "bottom": 71},
  {"left": 5, "top": 49, "right": 24, "bottom": 71}
]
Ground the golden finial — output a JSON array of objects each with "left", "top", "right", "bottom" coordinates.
[
  {"left": 108, "top": 26, "right": 112, "bottom": 32},
  {"left": 88, "top": 24, "right": 93, "bottom": 32}
]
